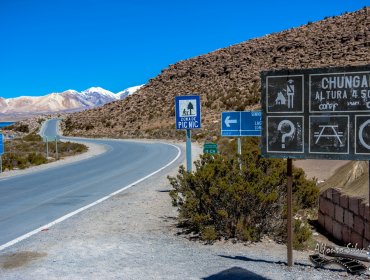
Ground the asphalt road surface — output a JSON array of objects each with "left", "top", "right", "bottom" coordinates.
[{"left": 0, "top": 119, "right": 181, "bottom": 247}]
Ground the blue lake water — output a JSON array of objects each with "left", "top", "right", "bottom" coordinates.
[{"left": 0, "top": 122, "right": 15, "bottom": 128}]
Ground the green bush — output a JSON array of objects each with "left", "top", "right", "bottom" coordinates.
[
  {"left": 22, "top": 133, "right": 42, "bottom": 142},
  {"left": 293, "top": 219, "right": 312, "bottom": 250},
  {"left": 27, "top": 153, "right": 47, "bottom": 165},
  {"left": 169, "top": 137, "right": 318, "bottom": 247}
]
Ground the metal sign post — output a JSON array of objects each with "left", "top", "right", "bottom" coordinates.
[
  {"left": 175, "top": 95, "right": 201, "bottom": 173},
  {"left": 287, "top": 158, "right": 293, "bottom": 267},
  {"left": 186, "top": 129, "right": 192, "bottom": 172},
  {"left": 237, "top": 137, "right": 242, "bottom": 169}
]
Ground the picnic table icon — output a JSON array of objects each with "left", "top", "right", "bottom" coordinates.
[{"left": 314, "top": 125, "right": 344, "bottom": 145}]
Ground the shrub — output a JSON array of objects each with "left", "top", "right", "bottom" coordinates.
[
  {"left": 7, "top": 123, "right": 29, "bottom": 133},
  {"left": 22, "top": 133, "right": 42, "bottom": 142},
  {"left": 27, "top": 153, "right": 47, "bottom": 165},
  {"left": 293, "top": 219, "right": 312, "bottom": 250},
  {"left": 169, "top": 137, "right": 318, "bottom": 247}
]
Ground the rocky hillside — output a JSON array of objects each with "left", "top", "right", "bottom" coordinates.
[{"left": 63, "top": 8, "right": 370, "bottom": 139}]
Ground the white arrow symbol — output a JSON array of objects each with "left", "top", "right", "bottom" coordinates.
[{"left": 225, "top": 115, "right": 237, "bottom": 127}]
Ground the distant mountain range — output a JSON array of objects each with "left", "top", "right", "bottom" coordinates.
[{"left": 0, "top": 85, "right": 143, "bottom": 115}]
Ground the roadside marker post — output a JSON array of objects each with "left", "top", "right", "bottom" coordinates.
[
  {"left": 46, "top": 138, "right": 49, "bottom": 158},
  {"left": 55, "top": 137, "right": 58, "bottom": 160},
  {"left": 175, "top": 95, "right": 201, "bottom": 173},
  {"left": 0, "top": 133, "right": 3, "bottom": 174}
]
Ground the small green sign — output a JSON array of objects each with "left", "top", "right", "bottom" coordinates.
[
  {"left": 203, "top": 143, "right": 218, "bottom": 154},
  {"left": 43, "top": 136, "right": 60, "bottom": 142}
]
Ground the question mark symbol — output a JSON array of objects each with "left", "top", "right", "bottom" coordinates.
[{"left": 277, "top": 120, "right": 295, "bottom": 148}]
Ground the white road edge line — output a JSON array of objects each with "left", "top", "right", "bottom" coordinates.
[{"left": 0, "top": 143, "right": 182, "bottom": 252}]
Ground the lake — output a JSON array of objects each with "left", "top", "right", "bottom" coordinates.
[{"left": 0, "top": 122, "right": 15, "bottom": 128}]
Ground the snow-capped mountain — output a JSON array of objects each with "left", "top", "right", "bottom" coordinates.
[
  {"left": 0, "top": 85, "right": 143, "bottom": 115},
  {"left": 116, "top": 85, "right": 143, "bottom": 100}
]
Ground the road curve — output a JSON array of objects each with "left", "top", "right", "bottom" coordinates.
[{"left": 0, "top": 119, "right": 181, "bottom": 247}]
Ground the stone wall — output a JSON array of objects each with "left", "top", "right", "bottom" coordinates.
[{"left": 318, "top": 188, "right": 370, "bottom": 249}]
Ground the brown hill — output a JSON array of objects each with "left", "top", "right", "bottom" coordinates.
[{"left": 63, "top": 8, "right": 370, "bottom": 139}]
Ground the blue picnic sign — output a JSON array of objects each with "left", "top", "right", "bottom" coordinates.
[
  {"left": 0, "top": 134, "right": 3, "bottom": 155},
  {"left": 175, "top": 95, "right": 201, "bottom": 130},
  {"left": 221, "top": 111, "right": 262, "bottom": 137}
]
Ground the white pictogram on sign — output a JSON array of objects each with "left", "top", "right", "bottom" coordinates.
[
  {"left": 274, "top": 79, "right": 295, "bottom": 109},
  {"left": 277, "top": 120, "right": 295, "bottom": 148},
  {"left": 179, "top": 99, "right": 197, "bottom": 117},
  {"left": 314, "top": 125, "right": 344, "bottom": 145},
  {"left": 359, "top": 119, "right": 370, "bottom": 150}
]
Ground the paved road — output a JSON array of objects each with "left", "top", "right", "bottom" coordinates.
[{"left": 0, "top": 119, "right": 181, "bottom": 246}]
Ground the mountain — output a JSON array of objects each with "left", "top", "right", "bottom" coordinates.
[
  {"left": 116, "top": 85, "right": 144, "bottom": 100},
  {"left": 0, "top": 86, "right": 142, "bottom": 116},
  {"left": 62, "top": 8, "right": 370, "bottom": 139}
]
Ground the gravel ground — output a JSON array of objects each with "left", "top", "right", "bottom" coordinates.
[{"left": 0, "top": 140, "right": 369, "bottom": 280}]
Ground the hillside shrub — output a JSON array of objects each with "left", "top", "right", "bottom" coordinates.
[{"left": 169, "top": 137, "right": 318, "bottom": 248}]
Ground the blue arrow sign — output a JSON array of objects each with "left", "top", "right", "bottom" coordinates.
[
  {"left": 0, "top": 134, "right": 3, "bottom": 155},
  {"left": 221, "top": 111, "right": 262, "bottom": 137},
  {"left": 175, "top": 95, "right": 201, "bottom": 130}
]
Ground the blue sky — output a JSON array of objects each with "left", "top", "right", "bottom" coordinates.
[{"left": 0, "top": 0, "right": 368, "bottom": 98}]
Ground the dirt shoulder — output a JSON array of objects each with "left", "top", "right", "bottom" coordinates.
[{"left": 0, "top": 142, "right": 367, "bottom": 279}]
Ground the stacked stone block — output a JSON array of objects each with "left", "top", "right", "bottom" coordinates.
[{"left": 318, "top": 188, "right": 370, "bottom": 249}]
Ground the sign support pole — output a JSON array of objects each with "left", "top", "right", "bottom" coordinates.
[
  {"left": 55, "top": 137, "right": 58, "bottom": 160},
  {"left": 237, "top": 137, "right": 242, "bottom": 169},
  {"left": 46, "top": 139, "right": 49, "bottom": 158},
  {"left": 0, "top": 156, "right": 2, "bottom": 174},
  {"left": 186, "top": 129, "right": 192, "bottom": 173},
  {"left": 287, "top": 158, "right": 293, "bottom": 267}
]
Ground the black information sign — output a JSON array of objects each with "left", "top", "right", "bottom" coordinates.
[{"left": 261, "top": 65, "right": 370, "bottom": 160}]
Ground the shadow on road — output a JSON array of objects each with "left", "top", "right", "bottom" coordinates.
[
  {"left": 218, "top": 255, "right": 346, "bottom": 273},
  {"left": 202, "top": 266, "right": 270, "bottom": 280}
]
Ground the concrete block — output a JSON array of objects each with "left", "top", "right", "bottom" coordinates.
[
  {"left": 349, "top": 197, "right": 360, "bottom": 215},
  {"left": 333, "top": 220, "right": 342, "bottom": 241},
  {"left": 326, "top": 188, "right": 333, "bottom": 200},
  {"left": 354, "top": 215, "right": 365, "bottom": 235},
  {"left": 344, "top": 210, "right": 354, "bottom": 228},
  {"left": 321, "top": 199, "right": 335, "bottom": 217},
  {"left": 325, "top": 215, "right": 333, "bottom": 234},
  {"left": 332, "top": 188, "right": 341, "bottom": 205},
  {"left": 365, "top": 221, "right": 370, "bottom": 240},
  {"left": 363, "top": 239, "right": 370, "bottom": 251},
  {"left": 359, "top": 202, "right": 369, "bottom": 219},
  {"left": 339, "top": 194, "right": 348, "bottom": 208},
  {"left": 335, "top": 205, "right": 344, "bottom": 223},
  {"left": 350, "top": 231, "right": 363, "bottom": 249},
  {"left": 342, "top": 226, "right": 351, "bottom": 244},
  {"left": 318, "top": 211, "right": 325, "bottom": 228}
]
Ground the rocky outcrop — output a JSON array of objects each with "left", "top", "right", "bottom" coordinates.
[{"left": 63, "top": 8, "right": 370, "bottom": 139}]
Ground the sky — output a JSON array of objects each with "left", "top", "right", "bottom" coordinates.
[{"left": 0, "top": 0, "right": 368, "bottom": 98}]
